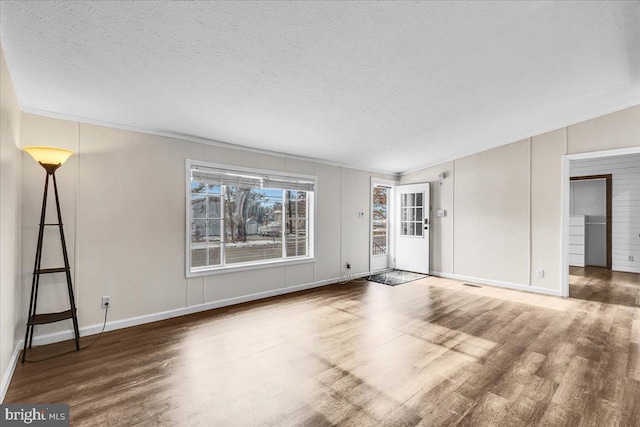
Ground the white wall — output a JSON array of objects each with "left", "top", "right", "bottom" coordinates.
[
  {"left": 0, "top": 46, "right": 22, "bottom": 401},
  {"left": 571, "top": 154, "right": 640, "bottom": 273},
  {"left": 18, "top": 113, "right": 394, "bottom": 342},
  {"left": 453, "top": 140, "right": 531, "bottom": 285},
  {"left": 401, "top": 105, "right": 640, "bottom": 294}
]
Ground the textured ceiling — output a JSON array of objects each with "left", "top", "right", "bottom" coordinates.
[{"left": 1, "top": 1, "right": 639, "bottom": 174}]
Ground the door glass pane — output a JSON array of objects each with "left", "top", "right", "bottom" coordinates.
[
  {"left": 400, "top": 192, "right": 425, "bottom": 238},
  {"left": 373, "top": 187, "right": 388, "bottom": 221},
  {"left": 372, "top": 185, "right": 387, "bottom": 256},
  {"left": 372, "top": 222, "right": 387, "bottom": 254}
]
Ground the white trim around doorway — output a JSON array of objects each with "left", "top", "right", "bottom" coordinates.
[
  {"left": 370, "top": 177, "right": 397, "bottom": 273},
  {"left": 561, "top": 146, "right": 640, "bottom": 297}
]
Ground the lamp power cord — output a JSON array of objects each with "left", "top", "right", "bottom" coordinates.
[{"left": 23, "top": 303, "right": 109, "bottom": 363}]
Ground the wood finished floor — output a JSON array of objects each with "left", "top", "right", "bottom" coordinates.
[
  {"left": 6, "top": 276, "right": 640, "bottom": 426},
  {"left": 570, "top": 266, "right": 640, "bottom": 307}
]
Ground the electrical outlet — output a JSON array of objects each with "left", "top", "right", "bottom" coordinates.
[
  {"left": 629, "top": 256, "right": 635, "bottom": 262},
  {"left": 346, "top": 262, "right": 351, "bottom": 270},
  {"left": 101, "top": 296, "right": 111, "bottom": 309},
  {"left": 536, "top": 269, "right": 544, "bottom": 278}
]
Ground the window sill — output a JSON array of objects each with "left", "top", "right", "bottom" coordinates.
[{"left": 186, "top": 257, "right": 316, "bottom": 278}]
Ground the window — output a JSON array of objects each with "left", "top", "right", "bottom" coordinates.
[
  {"left": 187, "top": 161, "right": 315, "bottom": 275},
  {"left": 400, "top": 192, "right": 423, "bottom": 237},
  {"left": 372, "top": 186, "right": 389, "bottom": 255}
]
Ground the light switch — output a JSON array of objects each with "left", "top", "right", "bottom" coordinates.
[
  {"left": 358, "top": 212, "right": 364, "bottom": 219},
  {"left": 435, "top": 209, "right": 446, "bottom": 217}
]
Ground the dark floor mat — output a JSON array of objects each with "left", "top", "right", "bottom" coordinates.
[{"left": 367, "top": 269, "right": 428, "bottom": 286}]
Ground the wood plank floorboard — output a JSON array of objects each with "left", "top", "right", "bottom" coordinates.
[
  {"left": 570, "top": 266, "right": 640, "bottom": 308},
  {"left": 5, "top": 275, "right": 640, "bottom": 426}
]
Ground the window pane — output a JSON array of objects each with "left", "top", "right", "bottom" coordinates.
[
  {"left": 408, "top": 222, "right": 415, "bottom": 236},
  {"left": 208, "top": 196, "right": 221, "bottom": 219},
  {"left": 416, "top": 208, "right": 423, "bottom": 221},
  {"left": 416, "top": 192, "right": 423, "bottom": 207},
  {"left": 191, "top": 182, "right": 206, "bottom": 194},
  {"left": 286, "top": 236, "right": 307, "bottom": 257},
  {"left": 208, "top": 244, "right": 221, "bottom": 265},
  {"left": 286, "top": 219, "right": 307, "bottom": 257},
  {"left": 207, "top": 219, "right": 221, "bottom": 242},
  {"left": 189, "top": 163, "right": 315, "bottom": 273},
  {"left": 416, "top": 223, "right": 423, "bottom": 237},
  {"left": 372, "top": 223, "right": 387, "bottom": 254},
  {"left": 225, "top": 236, "right": 282, "bottom": 264},
  {"left": 191, "top": 196, "right": 206, "bottom": 219},
  {"left": 191, "top": 220, "right": 206, "bottom": 243},
  {"left": 295, "top": 192, "right": 307, "bottom": 218},
  {"left": 191, "top": 248, "right": 207, "bottom": 267},
  {"left": 372, "top": 187, "right": 388, "bottom": 220},
  {"left": 224, "top": 187, "right": 284, "bottom": 264}
]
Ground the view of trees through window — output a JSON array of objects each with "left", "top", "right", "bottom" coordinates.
[
  {"left": 372, "top": 186, "right": 388, "bottom": 255},
  {"left": 190, "top": 181, "right": 310, "bottom": 270}
]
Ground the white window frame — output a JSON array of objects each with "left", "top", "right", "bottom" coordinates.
[{"left": 185, "top": 160, "right": 316, "bottom": 277}]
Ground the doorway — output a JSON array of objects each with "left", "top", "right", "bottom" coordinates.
[
  {"left": 562, "top": 148, "right": 640, "bottom": 305},
  {"left": 569, "top": 174, "right": 612, "bottom": 270},
  {"left": 395, "top": 183, "right": 430, "bottom": 274},
  {"left": 370, "top": 178, "right": 395, "bottom": 272}
]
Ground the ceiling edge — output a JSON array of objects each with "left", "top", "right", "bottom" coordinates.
[
  {"left": 20, "top": 107, "right": 395, "bottom": 177},
  {"left": 398, "top": 100, "right": 640, "bottom": 177}
]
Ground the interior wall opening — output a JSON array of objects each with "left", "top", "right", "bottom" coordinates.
[{"left": 564, "top": 151, "right": 640, "bottom": 307}]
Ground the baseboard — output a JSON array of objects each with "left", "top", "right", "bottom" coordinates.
[
  {"left": 613, "top": 266, "right": 640, "bottom": 274},
  {"left": 1, "top": 341, "right": 22, "bottom": 403},
  {"left": 430, "top": 271, "right": 563, "bottom": 297},
  {"left": 2, "top": 270, "right": 359, "bottom": 398},
  {"left": 26, "top": 272, "right": 371, "bottom": 348}
]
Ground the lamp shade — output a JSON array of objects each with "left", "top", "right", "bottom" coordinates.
[{"left": 23, "top": 146, "right": 74, "bottom": 166}]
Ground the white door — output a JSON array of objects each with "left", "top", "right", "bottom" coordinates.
[{"left": 395, "top": 183, "right": 430, "bottom": 274}]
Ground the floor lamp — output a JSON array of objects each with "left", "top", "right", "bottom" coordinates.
[{"left": 22, "top": 146, "right": 81, "bottom": 363}]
